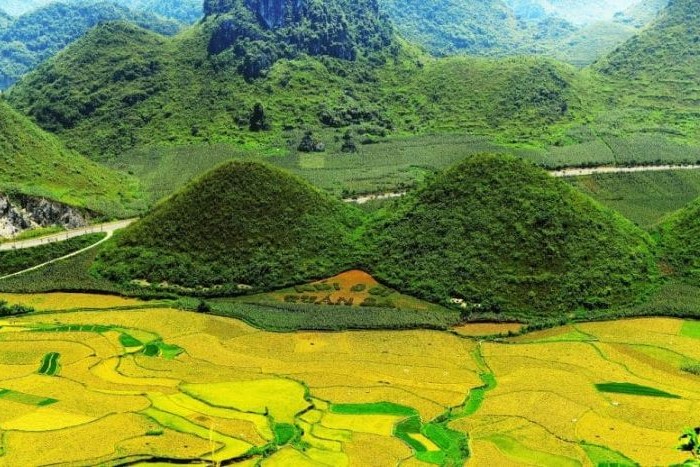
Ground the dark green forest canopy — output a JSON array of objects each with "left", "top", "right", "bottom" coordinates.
[
  {"left": 95, "top": 161, "right": 364, "bottom": 291},
  {"left": 364, "top": 154, "right": 658, "bottom": 318}
]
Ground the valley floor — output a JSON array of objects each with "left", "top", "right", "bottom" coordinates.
[{"left": 0, "top": 293, "right": 697, "bottom": 466}]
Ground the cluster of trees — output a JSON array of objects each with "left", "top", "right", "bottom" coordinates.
[{"left": 0, "top": 300, "right": 33, "bottom": 317}]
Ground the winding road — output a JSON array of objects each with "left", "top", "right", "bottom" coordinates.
[
  {"left": 0, "top": 219, "right": 136, "bottom": 252},
  {"left": 0, "top": 230, "right": 116, "bottom": 281}
]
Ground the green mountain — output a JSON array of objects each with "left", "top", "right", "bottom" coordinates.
[
  {"left": 0, "top": 100, "right": 144, "bottom": 216},
  {"left": 364, "top": 154, "right": 657, "bottom": 318},
  {"left": 204, "top": 0, "right": 393, "bottom": 79},
  {"left": 95, "top": 161, "right": 363, "bottom": 291},
  {"left": 594, "top": 0, "right": 699, "bottom": 137},
  {"left": 0, "top": 0, "right": 201, "bottom": 20},
  {"left": 6, "top": 17, "right": 583, "bottom": 160},
  {"left": 659, "top": 198, "right": 700, "bottom": 283},
  {"left": 380, "top": 0, "right": 658, "bottom": 66},
  {"left": 0, "top": 1, "right": 182, "bottom": 89}
]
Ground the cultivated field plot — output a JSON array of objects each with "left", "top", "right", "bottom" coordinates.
[
  {"left": 243, "top": 270, "right": 444, "bottom": 311},
  {"left": 0, "top": 302, "right": 479, "bottom": 465},
  {"left": 0, "top": 296, "right": 697, "bottom": 465},
  {"left": 459, "top": 318, "right": 700, "bottom": 466}
]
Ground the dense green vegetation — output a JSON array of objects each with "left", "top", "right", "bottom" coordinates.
[
  {"left": 0, "top": 100, "right": 146, "bottom": 217},
  {"left": 197, "top": 300, "right": 461, "bottom": 331},
  {"left": 0, "top": 233, "right": 105, "bottom": 277},
  {"left": 594, "top": 382, "right": 681, "bottom": 398},
  {"left": 204, "top": 0, "right": 393, "bottom": 79},
  {"left": 7, "top": 0, "right": 697, "bottom": 174},
  {"left": 37, "top": 352, "right": 61, "bottom": 376},
  {"left": 659, "top": 198, "right": 700, "bottom": 283},
  {"left": 0, "top": 1, "right": 182, "bottom": 89},
  {"left": 364, "top": 154, "right": 658, "bottom": 318},
  {"left": 95, "top": 161, "right": 364, "bottom": 291},
  {"left": 593, "top": 0, "right": 700, "bottom": 140},
  {"left": 4, "top": 16, "right": 588, "bottom": 160},
  {"left": 0, "top": 300, "right": 34, "bottom": 317},
  {"left": 567, "top": 169, "right": 700, "bottom": 229},
  {"left": 0, "top": 246, "right": 123, "bottom": 294}
]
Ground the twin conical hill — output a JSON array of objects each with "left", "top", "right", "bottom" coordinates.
[
  {"left": 95, "top": 161, "right": 364, "bottom": 291},
  {"left": 364, "top": 154, "right": 657, "bottom": 317}
]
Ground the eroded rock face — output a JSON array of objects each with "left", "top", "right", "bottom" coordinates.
[
  {"left": 204, "top": 0, "right": 392, "bottom": 78},
  {"left": 246, "top": 0, "right": 305, "bottom": 29},
  {"left": 0, "top": 194, "right": 88, "bottom": 238}
]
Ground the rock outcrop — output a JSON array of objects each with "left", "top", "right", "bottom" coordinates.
[
  {"left": 205, "top": 0, "right": 392, "bottom": 78},
  {"left": 0, "top": 194, "right": 88, "bottom": 238}
]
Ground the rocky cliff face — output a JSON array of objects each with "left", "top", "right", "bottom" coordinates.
[
  {"left": 0, "top": 194, "right": 88, "bottom": 238},
  {"left": 204, "top": 0, "right": 392, "bottom": 78}
]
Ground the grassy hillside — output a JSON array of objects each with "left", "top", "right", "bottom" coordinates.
[
  {"left": 659, "top": 198, "right": 700, "bottom": 282},
  {"left": 364, "top": 154, "right": 658, "bottom": 318},
  {"left": 593, "top": 0, "right": 700, "bottom": 139},
  {"left": 0, "top": 1, "right": 182, "bottom": 89},
  {"left": 6, "top": 19, "right": 587, "bottom": 160},
  {"left": 95, "top": 161, "right": 364, "bottom": 292},
  {"left": 0, "top": 100, "right": 145, "bottom": 216},
  {"left": 567, "top": 169, "right": 700, "bottom": 229}
]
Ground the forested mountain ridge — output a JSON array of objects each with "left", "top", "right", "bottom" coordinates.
[
  {"left": 0, "top": 1, "right": 183, "bottom": 89},
  {"left": 0, "top": 0, "right": 201, "bottom": 20},
  {"left": 381, "top": 0, "right": 669, "bottom": 66},
  {"left": 6, "top": 16, "right": 584, "bottom": 160},
  {"left": 203, "top": 0, "right": 394, "bottom": 79}
]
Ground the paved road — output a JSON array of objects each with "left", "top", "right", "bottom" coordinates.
[
  {"left": 0, "top": 219, "right": 136, "bottom": 252},
  {"left": 549, "top": 164, "right": 700, "bottom": 178},
  {"left": 345, "top": 164, "right": 700, "bottom": 204},
  {"left": 0, "top": 230, "right": 115, "bottom": 281}
]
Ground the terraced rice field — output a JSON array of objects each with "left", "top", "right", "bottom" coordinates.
[{"left": 0, "top": 294, "right": 698, "bottom": 465}]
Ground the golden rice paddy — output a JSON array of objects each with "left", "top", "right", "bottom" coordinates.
[{"left": 0, "top": 295, "right": 698, "bottom": 466}]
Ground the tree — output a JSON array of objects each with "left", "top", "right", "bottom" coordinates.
[
  {"left": 679, "top": 427, "right": 700, "bottom": 463},
  {"left": 249, "top": 102, "right": 270, "bottom": 131},
  {"left": 298, "top": 131, "right": 325, "bottom": 152},
  {"left": 196, "top": 300, "right": 212, "bottom": 313},
  {"left": 341, "top": 130, "right": 357, "bottom": 153}
]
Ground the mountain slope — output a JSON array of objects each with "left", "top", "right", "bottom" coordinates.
[
  {"left": 0, "top": 0, "right": 200, "bottom": 20},
  {"left": 95, "top": 161, "right": 363, "bottom": 290},
  {"left": 365, "top": 154, "right": 657, "bottom": 318},
  {"left": 0, "top": 1, "right": 182, "bottom": 89},
  {"left": 593, "top": 0, "right": 700, "bottom": 137},
  {"left": 6, "top": 17, "right": 585, "bottom": 160},
  {"left": 0, "top": 100, "right": 144, "bottom": 216},
  {"left": 381, "top": 0, "right": 658, "bottom": 65},
  {"left": 659, "top": 198, "right": 700, "bottom": 283}
]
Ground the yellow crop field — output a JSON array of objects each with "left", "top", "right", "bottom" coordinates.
[
  {"left": 0, "top": 301, "right": 698, "bottom": 466},
  {"left": 0, "top": 292, "right": 146, "bottom": 310}
]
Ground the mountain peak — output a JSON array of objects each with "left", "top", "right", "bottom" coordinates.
[{"left": 205, "top": 0, "right": 392, "bottom": 77}]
